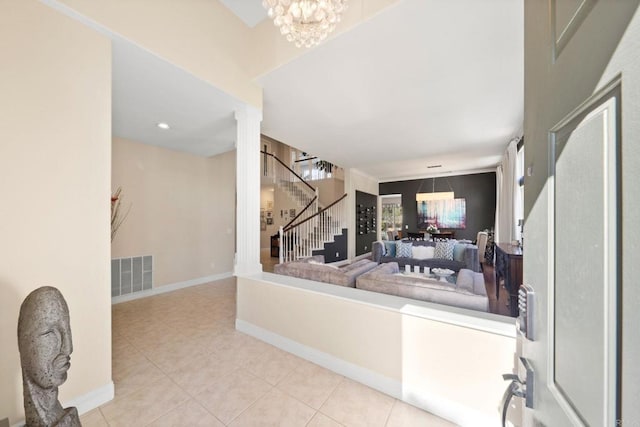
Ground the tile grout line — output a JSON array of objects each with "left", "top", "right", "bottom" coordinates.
[{"left": 384, "top": 398, "right": 399, "bottom": 427}]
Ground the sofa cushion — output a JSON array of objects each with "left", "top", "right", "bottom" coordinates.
[
  {"left": 411, "top": 245, "right": 434, "bottom": 260},
  {"left": 456, "top": 269, "right": 475, "bottom": 292},
  {"left": 356, "top": 263, "right": 489, "bottom": 312},
  {"left": 308, "top": 260, "right": 339, "bottom": 269},
  {"left": 367, "top": 262, "right": 401, "bottom": 275},
  {"left": 435, "top": 241, "right": 455, "bottom": 260},
  {"left": 396, "top": 241, "right": 413, "bottom": 258},
  {"left": 274, "top": 258, "right": 378, "bottom": 287},
  {"left": 453, "top": 243, "right": 468, "bottom": 262},
  {"left": 384, "top": 241, "right": 397, "bottom": 257}
]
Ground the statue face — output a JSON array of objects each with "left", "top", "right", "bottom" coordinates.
[{"left": 18, "top": 288, "right": 74, "bottom": 389}]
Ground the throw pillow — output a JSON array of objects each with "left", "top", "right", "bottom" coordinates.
[
  {"left": 423, "top": 246, "right": 435, "bottom": 259},
  {"left": 456, "top": 269, "right": 475, "bottom": 293},
  {"left": 435, "top": 241, "right": 455, "bottom": 260},
  {"left": 411, "top": 246, "right": 427, "bottom": 259},
  {"left": 412, "top": 245, "right": 434, "bottom": 260},
  {"left": 396, "top": 241, "right": 413, "bottom": 258},
  {"left": 453, "top": 244, "right": 467, "bottom": 262},
  {"left": 384, "top": 241, "right": 397, "bottom": 257}
]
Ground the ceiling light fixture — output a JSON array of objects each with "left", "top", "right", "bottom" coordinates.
[
  {"left": 262, "top": 0, "right": 348, "bottom": 48},
  {"left": 157, "top": 122, "right": 170, "bottom": 130}
]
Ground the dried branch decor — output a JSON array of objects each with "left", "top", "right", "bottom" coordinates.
[{"left": 111, "top": 187, "right": 131, "bottom": 242}]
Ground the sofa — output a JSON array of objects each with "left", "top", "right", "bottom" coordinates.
[
  {"left": 372, "top": 239, "right": 480, "bottom": 272},
  {"left": 274, "top": 256, "right": 378, "bottom": 288},
  {"left": 356, "top": 262, "right": 489, "bottom": 312}
]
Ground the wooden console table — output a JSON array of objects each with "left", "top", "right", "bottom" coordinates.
[{"left": 494, "top": 242, "right": 523, "bottom": 317}]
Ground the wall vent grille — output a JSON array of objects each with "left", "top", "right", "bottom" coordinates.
[{"left": 111, "top": 255, "right": 152, "bottom": 297}]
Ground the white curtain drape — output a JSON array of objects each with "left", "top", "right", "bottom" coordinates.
[{"left": 495, "top": 139, "right": 518, "bottom": 244}]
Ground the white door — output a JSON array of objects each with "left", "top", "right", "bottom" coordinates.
[
  {"left": 536, "top": 84, "right": 620, "bottom": 426},
  {"left": 510, "top": 2, "right": 640, "bottom": 426}
]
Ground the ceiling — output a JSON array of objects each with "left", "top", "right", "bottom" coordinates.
[
  {"left": 112, "top": 0, "right": 523, "bottom": 181},
  {"left": 112, "top": 38, "right": 242, "bottom": 157}
]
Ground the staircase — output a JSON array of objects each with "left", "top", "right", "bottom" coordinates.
[
  {"left": 262, "top": 151, "right": 348, "bottom": 263},
  {"left": 279, "top": 194, "right": 348, "bottom": 263}
]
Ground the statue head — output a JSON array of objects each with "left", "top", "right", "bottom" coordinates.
[{"left": 18, "top": 286, "right": 73, "bottom": 390}]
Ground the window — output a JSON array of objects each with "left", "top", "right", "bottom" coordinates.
[
  {"left": 381, "top": 195, "right": 402, "bottom": 237},
  {"left": 514, "top": 144, "right": 525, "bottom": 243},
  {"left": 290, "top": 149, "right": 335, "bottom": 181}
]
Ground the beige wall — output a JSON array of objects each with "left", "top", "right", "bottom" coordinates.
[
  {"left": 237, "top": 276, "right": 516, "bottom": 425},
  {"left": 315, "top": 177, "right": 345, "bottom": 207},
  {"left": 112, "top": 138, "right": 236, "bottom": 286},
  {"left": 260, "top": 187, "right": 277, "bottom": 249},
  {"left": 56, "top": 0, "right": 262, "bottom": 107},
  {"left": 260, "top": 179, "right": 346, "bottom": 249},
  {"left": 0, "top": 1, "right": 112, "bottom": 423},
  {"left": 54, "top": 0, "right": 403, "bottom": 106},
  {"left": 259, "top": 185, "right": 305, "bottom": 249}
]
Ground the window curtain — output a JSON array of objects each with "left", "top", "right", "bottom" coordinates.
[{"left": 495, "top": 139, "right": 518, "bottom": 244}]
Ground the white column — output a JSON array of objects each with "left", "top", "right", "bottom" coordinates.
[{"left": 234, "top": 105, "right": 262, "bottom": 276}]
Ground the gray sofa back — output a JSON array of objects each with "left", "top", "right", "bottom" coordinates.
[
  {"left": 274, "top": 258, "right": 378, "bottom": 287},
  {"left": 372, "top": 240, "right": 480, "bottom": 272},
  {"left": 356, "top": 262, "right": 488, "bottom": 312}
]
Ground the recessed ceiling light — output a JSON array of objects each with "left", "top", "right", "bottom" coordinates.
[{"left": 157, "top": 122, "right": 170, "bottom": 130}]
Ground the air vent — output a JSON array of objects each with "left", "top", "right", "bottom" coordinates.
[
  {"left": 111, "top": 256, "right": 152, "bottom": 297},
  {"left": 427, "top": 164, "right": 442, "bottom": 168}
]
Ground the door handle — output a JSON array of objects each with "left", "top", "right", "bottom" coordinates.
[
  {"left": 501, "top": 377, "right": 526, "bottom": 427},
  {"left": 501, "top": 357, "right": 534, "bottom": 427}
]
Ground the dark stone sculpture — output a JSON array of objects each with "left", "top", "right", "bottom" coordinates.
[{"left": 18, "top": 287, "right": 81, "bottom": 427}]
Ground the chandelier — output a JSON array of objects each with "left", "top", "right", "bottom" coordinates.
[{"left": 262, "top": 0, "right": 348, "bottom": 48}]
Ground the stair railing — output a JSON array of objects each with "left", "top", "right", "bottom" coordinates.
[
  {"left": 261, "top": 151, "right": 317, "bottom": 209},
  {"left": 279, "top": 193, "right": 348, "bottom": 263}
]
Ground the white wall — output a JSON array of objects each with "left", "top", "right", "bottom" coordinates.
[
  {"left": 0, "top": 1, "right": 112, "bottom": 423},
  {"left": 237, "top": 275, "right": 516, "bottom": 426},
  {"left": 111, "top": 138, "right": 236, "bottom": 286}
]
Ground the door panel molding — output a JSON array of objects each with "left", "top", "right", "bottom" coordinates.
[
  {"left": 550, "top": 0, "right": 597, "bottom": 61},
  {"left": 546, "top": 77, "right": 621, "bottom": 426}
]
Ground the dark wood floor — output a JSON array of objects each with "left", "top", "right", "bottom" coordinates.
[{"left": 482, "top": 264, "right": 513, "bottom": 317}]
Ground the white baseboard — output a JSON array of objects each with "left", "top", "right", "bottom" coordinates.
[
  {"left": 112, "top": 272, "right": 233, "bottom": 304},
  {"left": 66, "top": 381, "right": 114, "bottom": 416},
  {"left": 11, "top": 382, "right": 114, "bottom": 427},
  {"left": 235, "top": 319, "right": 496, "bottom": 427},
  {"left": 235, "top": 318, "right": 401, "bottom": 399}
]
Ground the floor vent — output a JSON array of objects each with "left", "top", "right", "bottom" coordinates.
[{"left": 111, "top": 255, "right": 152, "bottom": 297}]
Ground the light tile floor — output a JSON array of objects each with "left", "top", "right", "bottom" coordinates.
[{"left": 82, "top": 277, "right": 455, "bottom": 426}]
